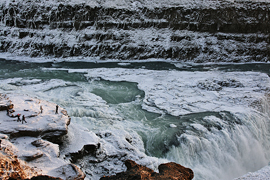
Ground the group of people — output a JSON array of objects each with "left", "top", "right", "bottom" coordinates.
[
  {"left": 6, "top": 108, "right": 27, "bottom": 124},
  {"left": 6, "top": 105, "right": 27, "bottom": 124},
  {"left": 5, "top": 104, "right": 60, "bottom": 124},
  {"left": 16, "top": 114, "right": 27, "bottom": 124}
]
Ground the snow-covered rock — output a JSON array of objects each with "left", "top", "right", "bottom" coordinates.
[
  {"left": 0, "top": 93, "right": 85, "bottom": 179},
  {"left": 0, "top": 93, "right": 70, "bottom": 143},
  {"left": 234, "top": 165, "right": 270, "bottom": 180},
  {"left": 0, "top": 0, "right": 269, "bottom": 62}
]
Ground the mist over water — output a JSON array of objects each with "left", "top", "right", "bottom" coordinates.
[{"left": 0, "top": 59, "right": 270, "bottom": 180}]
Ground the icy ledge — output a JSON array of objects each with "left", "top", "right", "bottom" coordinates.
[
  {"left": 234, "top": 165, "right": 270, "bottom": 180},
  {"left": 0, "top": 93, "right": 85, "bottom": 179}
]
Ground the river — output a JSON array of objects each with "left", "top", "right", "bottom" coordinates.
[{"left": 0, "top": 58, "right": 270, "bottom": 179}]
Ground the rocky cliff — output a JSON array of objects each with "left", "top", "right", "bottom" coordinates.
[{"left": 0, "top": 0, "right": 269, "bottom": 62}]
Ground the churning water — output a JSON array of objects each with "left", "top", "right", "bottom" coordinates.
[{"left": 0, "top": 58, "right": 270, "bottom": 180}]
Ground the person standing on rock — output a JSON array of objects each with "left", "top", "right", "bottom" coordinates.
[
  {"left": 55, "top": 105, "right": 59, "bottom": 114},
  {"left": 6, "top": 108, "right": 9, "bottom": 116},
  {"left": 22, "top": 115, "right": 27, "bottom": 124},
  {"left": 17, "top": 114, "right": 21, "bottom": 122},
  {"left": 40, "top": 105, "right": 43, "bottom": 113}
]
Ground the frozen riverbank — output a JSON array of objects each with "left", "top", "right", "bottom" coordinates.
[{"left": 0, "top": 93, "right": 86, "bottom": 179}]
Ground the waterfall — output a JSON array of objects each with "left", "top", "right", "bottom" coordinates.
[{"left": 165, "top": 97, "right": 270, "bottom": 180}]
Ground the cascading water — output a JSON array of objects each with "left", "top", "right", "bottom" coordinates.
[{"left": 166, "top": 111, "right": 270, "bottom": 180}]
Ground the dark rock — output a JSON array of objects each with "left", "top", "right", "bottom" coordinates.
[
  {"left": 23, "top": 152, "right": 43, "bottom": 162},
  {"left": 70, "top": 143, "right": 100, "bottom": 163},
  {"left": 28, "top": 175, "right": 63, "bottom": 180},
  {"left": 0, "top": 104, "right": 14, "bottom": 111},
  {"left": 18, "top": 31, "right": 29, "bottom": 39},
  {"left": 197, "top": 80, "right": 223, "bottom": 91},
  {"left": 214, "top": 79, "right": 244, "bottom": 88},
  {"left": 31, "top": 139, "right": 49, "bottom": 147},
  {"left": 100, "top": 160, "right": 194, "bottom": 180}
]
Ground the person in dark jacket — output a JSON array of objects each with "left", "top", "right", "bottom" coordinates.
[
  {"left": 55, "top": 105, "right": 59, "bottom": 114},
  {"left": 17, "top": 114, "right": 21, "bottom": 122},
  {"left": 22, "top": 115, "right": 27, "bottom": 124}
]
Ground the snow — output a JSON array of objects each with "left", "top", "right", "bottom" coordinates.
[
  {"left": 11, "top": 137, "right": 64, "bottom": 173},
  {"left": 234, "top": 165, "right": 270, "bottom": 180},
  {"left": 79, "top": 128, "right": 167, "bottom": 179},
  {"left": 1, "top": 0, "right": 268, "bottom": 10},
  {"left": 0, "top": 93, "right": 70, "bottom": 136},
  {"left": 60, "top": 122, "right": 100, "bottom": 154},
  {"left": 64, "top": 68, "right": 270, "bottom": 116},
  {"left": 169, "top": 123, "right": 177, "bottom": 128},
  {"left": 0, "top": 93, "right": 79, "bottom": 178}
]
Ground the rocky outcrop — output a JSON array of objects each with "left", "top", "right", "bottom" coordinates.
[
  {"left": 0, "top": 93, "right": 85, "bottom": 180},
  {"left": 0, "top": 94, "right": 70, "bottom": 144},
  {"left": 100, "top": 160, "right": 194, "bottom": 180},
  {"left": 0, "top": 151, "right": 38, "bottom": 180},
  {"left": 0, "top": 0, "right": 269, "bottom": 62},
  {"left": 69, "top": 143, "right": 101, "bottom": 163},
  {"left": 0, "top": 136, "right": 86, "bottom": 180},
  {"left": 47, "top": 164, "right": 86, "bottom": 180},
  {"left": 0, "top": 104, "right": 14, "bottom": 111},
  {"left": 0, "top": 150, "right": 81, "bottom": 180}
]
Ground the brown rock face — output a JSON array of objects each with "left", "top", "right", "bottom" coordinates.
[
  {"left": 157, "top": 162, "right": 194, "bottom": 180},
  {"left": 0, "top": 104, "right": 14, "bottom": 111},
  {"left": 0, "top": 151, "right": 38, "bottom": 180},
  {"left": 100, "top": 160, "right": 194, "bottom": 180}
]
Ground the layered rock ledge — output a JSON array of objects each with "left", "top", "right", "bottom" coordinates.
[{"left": 0, "top": 0, "right": 269, "bottom": 62}]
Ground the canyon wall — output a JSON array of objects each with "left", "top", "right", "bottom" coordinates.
[{"left": 0, "top": 0, "right": 269, "bottom": 62}]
